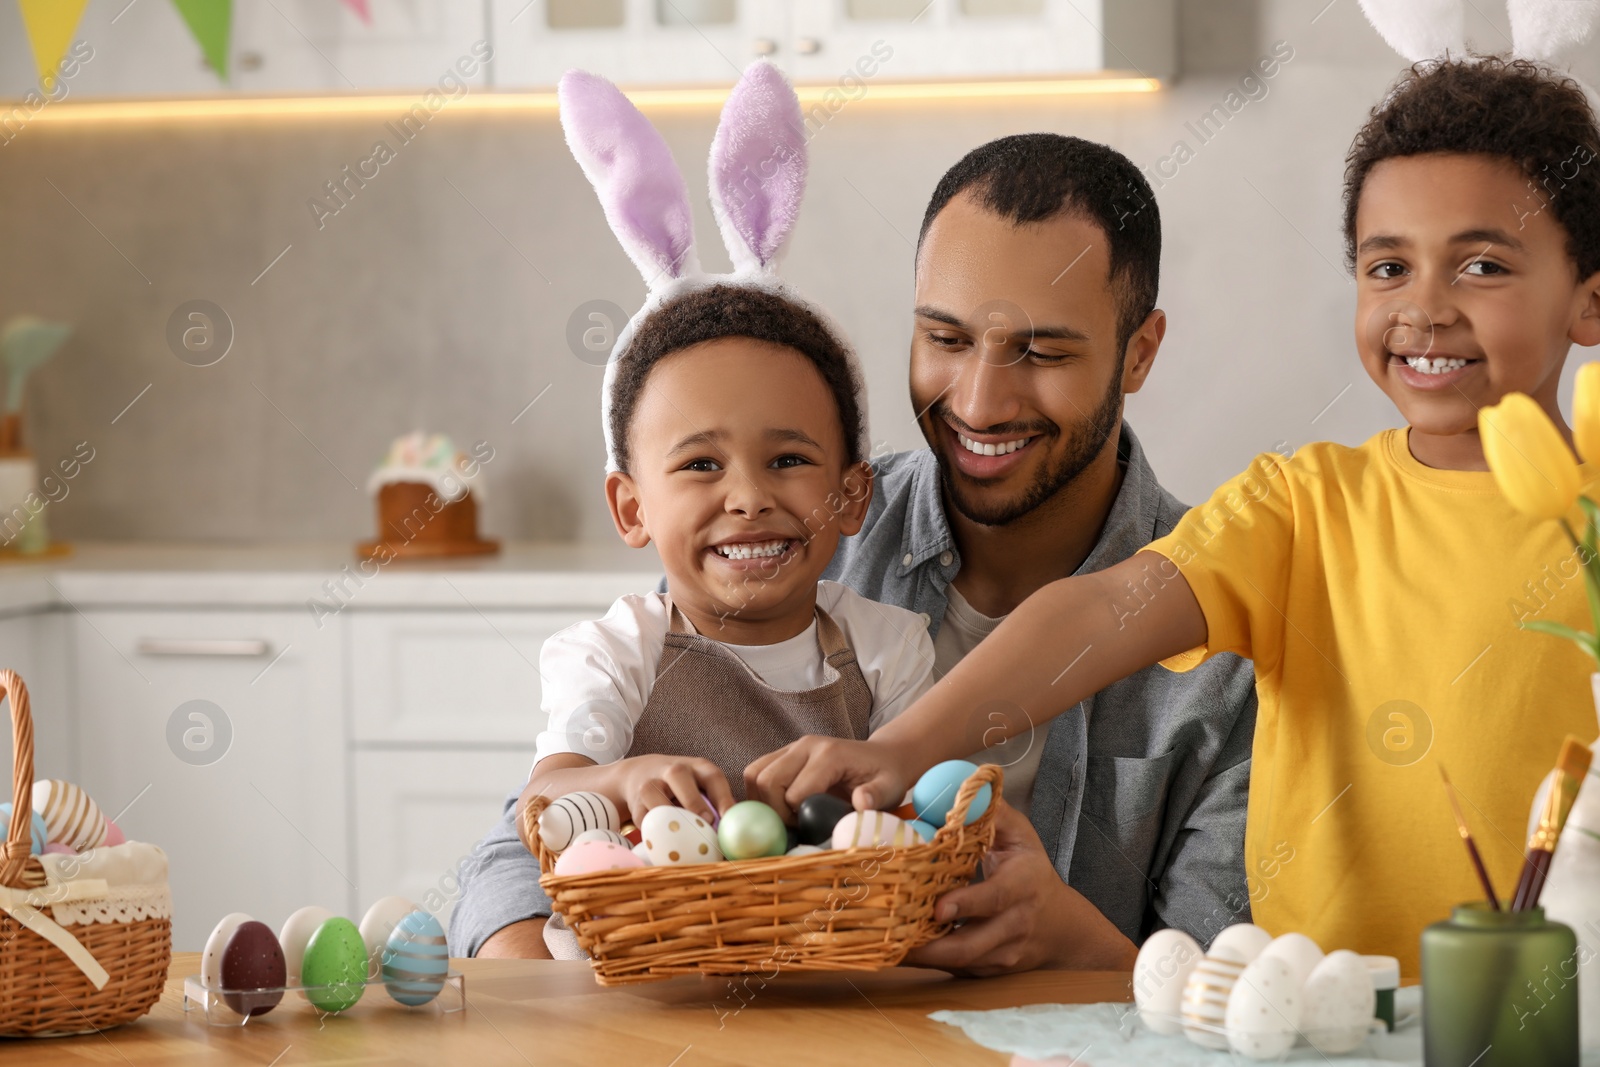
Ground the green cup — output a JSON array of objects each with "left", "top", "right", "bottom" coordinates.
[{"left": 1421, "top": 903, "right": 1580, "bottom": 1067}]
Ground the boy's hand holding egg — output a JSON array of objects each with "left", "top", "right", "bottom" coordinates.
[
  {"left": 600, "top": 753, "right": 733, "bottom": 824},
  {"left": 744, "top": 735, "right": 917, "bottom": 820}
]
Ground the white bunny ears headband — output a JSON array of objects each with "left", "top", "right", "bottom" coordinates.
[
  {"left": 559, "top": 60, "right": 869, "bottom": 472},
  {"left": 1357, "top": 0, "right": 1600, "bottom": 69}
]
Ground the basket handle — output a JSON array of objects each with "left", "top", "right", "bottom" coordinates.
[
  {"left": 520, "top": 795, "right": 557, "bottom": 872},
  {"left": 943, "top": 763, "right": 1004, "bottom": 830},
  {"left": 0, "top": 669, "right": 35, "bottom": 888}
]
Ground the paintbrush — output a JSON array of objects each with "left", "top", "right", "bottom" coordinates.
[
  {"left": 1439, "top": 764, "right": 1501, "bottom": 911},
  {"left": 1511, "top": 736, "right": 1594, "bottom": 911}
]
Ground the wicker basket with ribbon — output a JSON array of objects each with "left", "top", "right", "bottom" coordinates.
[
  {"left": 0, "top": 668, "right": 171, "bottom": 1036},
  {"left": 522, "top": 764, "right": 1001, "bottom": 986}
]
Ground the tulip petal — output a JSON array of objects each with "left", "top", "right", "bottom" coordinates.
[
  {"left": 1479, "top": 393, "right": 1581, "bottom": 520},
  {"left": 1575, "top": 362, "right": 1600, "bottom": 466}
]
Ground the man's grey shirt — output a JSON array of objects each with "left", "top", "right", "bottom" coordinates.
[{"left": 448, "top": 422, "right": 1257, "bottom": 956}]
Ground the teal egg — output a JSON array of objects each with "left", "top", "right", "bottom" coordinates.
[
  {"left": 299, "top": 917, "right": 367, "bottom": 1013},
  {"left": 0, "top": 803, "right": 48, "bottom": 855},
  {"left": 909, "top": 820, "right": 938, "bottom": 843},
  {"left": 381, "top": 909, "right": 448, "bottom": 1006},
  {"left": 716, "top": 800, "right": 787, "bottom": 860},
  {"left": 912, "top": 759, "right": 991, "bottom": 826}
]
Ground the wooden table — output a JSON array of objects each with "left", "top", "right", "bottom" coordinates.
[{"left": 8, "top": 954, "right": 1132, "bottom": 1066}]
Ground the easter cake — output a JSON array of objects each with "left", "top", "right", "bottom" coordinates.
[{"left": 358, "top": 432, "right": 497, "bottom": 561}]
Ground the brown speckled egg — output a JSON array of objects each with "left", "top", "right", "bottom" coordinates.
[{"left": 220, "top": 920, "right": 287, "bottom": 1016}]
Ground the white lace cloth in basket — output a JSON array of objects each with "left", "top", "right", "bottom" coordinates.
[{"left": 36, "top": 841, "right": 172, "bottom": 924}]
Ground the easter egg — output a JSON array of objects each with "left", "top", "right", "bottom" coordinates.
[
  {"left": 570, "top": 828, "right": 629, "bottom": 849},
  {"left": 553, "top": 839, "right": 646, "bottom": 875},
  {"left": 31, "top": 779, "right": 107, "bottom": 851},
  {"left": 201, "top": 912, "right": 254, "bottom": 990},
  {"left": 786, "top": 844, "right": 825, "bottom": 857},
  {"left": 638, "top": 806, "right": 721, "bottom": 866},
  {"left": 831, "top": 810, "right": 919, "bottom": 849},
  {"left": 359, "top": 896, "right": 422, "bottom": 976},
  {"left": 1302, "top": 950, "right": 1376, "bottom": 1054},
  {"left": 699, "top": 793, "right": 722, "bottom": 828},
  {"left": 796, "top": 793, "right": 853, "bottom": 846},
  {"left": 1257, "top": 931, "right": 1323, "bottom": 991},
  {"left": 1181, "top": 953, "right": 1246, "bottom": 1050},
  {"left": 716, "top": 801, "right": 787, "bottom": 860},
  {"left": 219, "top": 920, "right": 286, "bottom": 1016},
  {"left": 0, "top": 802, "right": 47, "bottom": 855},
  {"left": 42, "top": 842, "right": 74, "bottom": 855},
  {"left": 1209, "top": 923, "right": 1272, "bottom": 965},
  {"left": 1225, "top": 955, "right": 1301, "bottom": 1060},
  {"left": 912, "top": 760, "right": 990, "bottom": 827},
  {"left": 631, "top": 841, "right": 652, "bottom": 864},
  {"left": 278, "top": 905, "right": 334, "bottom": 985},
  {"left": 537, "top": 791, "right": 620, "bottom": 853},
  {"left": 1133, "top": 928, "right": 1202, "bottom": 1035},
  {"left": 909, "top": 820, "right": 938, "bottom": 843},
  {"left": 300, "top": 917, "right": 368, "bottom": 1013},
  {"left": 102, "top": 818, "right": 125, "bottom": 847},
  {"left": 381, "top": 909, "right": 449, "bottom": 1006},
  {"left": 621, "top": 822, "right": 642, "bottom": 846}
]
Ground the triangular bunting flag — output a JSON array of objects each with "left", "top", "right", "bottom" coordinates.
[
  {"left": 341, "top": 0, "right": 373, "bottom": 25},
  {"left": 170, "top": 0, "right": 233, "bottom": 81},
  {"left": 16, "top": 0, "right": 91, "bottom": 91}
]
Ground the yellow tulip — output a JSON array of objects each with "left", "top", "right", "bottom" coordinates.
[
  {"left": 1575, "top": 362, "right": 1600, "bottom": 466},
  {"left": 1480, "top": 393, "right": 1582, "bottom": 520}
]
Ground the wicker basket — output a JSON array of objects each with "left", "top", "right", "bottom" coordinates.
[
  {"left": 0, "top": 668, "right": 171, "bottom": 1036},
  {"left": 523, "top": 764, "right": 1002, "bottom": 985}
]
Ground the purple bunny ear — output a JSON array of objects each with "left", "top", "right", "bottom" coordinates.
[
  {"left": 559, "top": 70, "right": 697, "bottom": 287},
  {"left": 708, "top": 61, "right": 807, "bottom": 274}
]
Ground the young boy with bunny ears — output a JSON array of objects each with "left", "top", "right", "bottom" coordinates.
[
  {"left": 513, "top": 64, "right": 934, "bottom": 859},
  {"left": 749, "top": 47, "right": 1600, "bottom": 973}
]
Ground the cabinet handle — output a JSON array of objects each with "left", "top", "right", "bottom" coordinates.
[
  {"left": 751, "top": 36, "right": 778, "bottom": 55},
  {"left": 795, "top": 37, "right": 822, "bottom": 55},
  {"left": 136, "top": 639, "right": 272, "bottom": 658}
]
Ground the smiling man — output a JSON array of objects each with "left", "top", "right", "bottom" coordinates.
[
  {"left": 451, "top": 134, "right": 1257, "bottom": 968},
  {"left": 802, "top": 133, "right": 1259, "bottom": 972}
]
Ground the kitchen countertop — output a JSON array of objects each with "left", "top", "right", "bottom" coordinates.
[{"left": 0, "top": 542, "right": 664, "bottom": 613}]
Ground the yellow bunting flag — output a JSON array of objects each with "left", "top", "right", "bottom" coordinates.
[{"left": 16, "top": 0, "right": 90, "bottom": 91}]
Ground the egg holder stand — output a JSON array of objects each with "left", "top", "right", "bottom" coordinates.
[
  {"left": 1128, "top": 1009, "right": 1417, "bottom": 1063},
  {"left": 181, "top": 969, "right": 467, "bottom": 1028},
  {"left": 525, "top": 764, "right": 1002, "bottom": 986}
]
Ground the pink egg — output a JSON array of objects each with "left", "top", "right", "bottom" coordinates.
[
  {"left": 102, "top": 819, "right": 125, "bottom": 847},
  {"left": 553, "top": 840, "right": 645, "bottom": 876},
  {"left": 43, "top": 842, "right": 75, "bottom": 855}
]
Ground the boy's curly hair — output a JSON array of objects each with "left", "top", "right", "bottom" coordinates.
[
  {"left": 610, "top": 285, "right": 865, "bottom": 474},
  {"left": 1343, "top": 55, "right": 1600, "bottom": 277}
]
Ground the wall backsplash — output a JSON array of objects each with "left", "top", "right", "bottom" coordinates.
[{"left": 1, "top": 0, "right": 1592, "bottom": 546}]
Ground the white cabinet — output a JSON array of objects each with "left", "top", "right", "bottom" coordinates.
[
  {"left": 71, "top": 610, "right": 347, "bottom": 951},
  {"left": 349, "top": 610, "right": 588, "bottom": 744},
  {"left": 352, "top": 748, "right": 535, "bottom": 927},
  {"left": 0, "top": 610, "right": 72, "bottom": 793}
]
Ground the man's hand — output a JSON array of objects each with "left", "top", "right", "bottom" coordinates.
[
  {"left": 476, "top": 917, "right": 553, "bottom": 959},
  {"left": 744, "top": 736, "right": 915, "bottom": 822},
  {"left": 905, "top": 802, "right": 1138, "bottom": 977}
]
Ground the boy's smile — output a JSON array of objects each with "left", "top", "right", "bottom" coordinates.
[
  {"left": 1353, "top": 152, "right": 1600, "bottom": 469},
  {"left": 606, "top": 338, "right": 871, "bottom": 644}
]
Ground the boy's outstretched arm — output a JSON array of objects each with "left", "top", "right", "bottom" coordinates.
[{"left": 745, "top": 550, "right": 1206, "bottom": 815}]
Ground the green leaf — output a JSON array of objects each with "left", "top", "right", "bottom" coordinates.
[{"left": 1520, "top": 618, "right": 1600, "bottom": 664}]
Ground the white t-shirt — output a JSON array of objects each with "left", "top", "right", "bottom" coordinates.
[
  {"left": 933, "top": 583, "right": 1045, "bottom": 815},
  {"left": 534, "top": 580, "right": 936, "bottom": 767}
]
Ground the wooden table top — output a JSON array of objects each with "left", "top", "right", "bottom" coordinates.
[{"left": 5, "top": 954, "right": 1133, "bottom": 1066}]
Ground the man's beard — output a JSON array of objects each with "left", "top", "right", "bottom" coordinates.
[{"left": 924, "top": 370, "right": 1124, "bottom": 528}]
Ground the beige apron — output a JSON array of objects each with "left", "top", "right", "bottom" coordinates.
[
  {"left": 625, "top": 600, "right": 875, "bottom": 801},
  {"left": 543, "top": 600, "right": 875, "bottom": 960}
]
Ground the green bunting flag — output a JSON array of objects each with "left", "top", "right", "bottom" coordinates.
[{"left": 170, "top": 0, "right": 233, "bottom": 81}]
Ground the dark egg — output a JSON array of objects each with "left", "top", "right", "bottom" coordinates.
[
  {"left": 220, "top": 920, "right": 287, "bottom": 1016},
  {"left": 796, "top": 793, "right": 854, "bottom": 847}
]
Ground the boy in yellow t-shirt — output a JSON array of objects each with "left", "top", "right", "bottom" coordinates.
[{"left": 746, "top": 57, "right": 1600, "bottom": 976}]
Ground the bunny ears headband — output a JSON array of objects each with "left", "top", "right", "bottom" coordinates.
[
  {"left": 559, "top": 61, "right": 869, "bottom": 472},
  {"left": 1357, "top": 0, "right": 1600, "bottom": 67}
]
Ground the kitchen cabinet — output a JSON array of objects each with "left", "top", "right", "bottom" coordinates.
[
  {"left": 352, "top": 748, "right": 535, "bottom": 926},
  {"left": 71, "top": 609, "right": 347, "bottom": 951},
  {"left": 0, "top": 608, "right": 72, "bottom": 798}
]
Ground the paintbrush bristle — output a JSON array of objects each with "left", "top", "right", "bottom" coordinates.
[{"left": 1558, "top": 737, "right": 1594, "bottom": 781}]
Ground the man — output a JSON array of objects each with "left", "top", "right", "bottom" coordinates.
[{"left": 451, "top": 134, "right": 1256, "bottom": 970}]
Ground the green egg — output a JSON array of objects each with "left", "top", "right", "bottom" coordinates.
[
  {"left": 299, "top": 916, "right": 367, "bottom": 1013},
  {"left": 717, "top": 800, "right": 788, "bottom": 860}
]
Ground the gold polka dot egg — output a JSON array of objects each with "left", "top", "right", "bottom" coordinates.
[{"left": 638, "top": 805, "right": 722, "bottom": 866}]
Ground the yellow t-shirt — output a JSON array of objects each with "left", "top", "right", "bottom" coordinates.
[{"left": 1146, "top": 428, "right": 1598, "bottom": 977}]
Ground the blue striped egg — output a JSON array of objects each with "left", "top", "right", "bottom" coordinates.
[{"left": 381, "top": 910, "right": 448, "bottom": 1006}]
